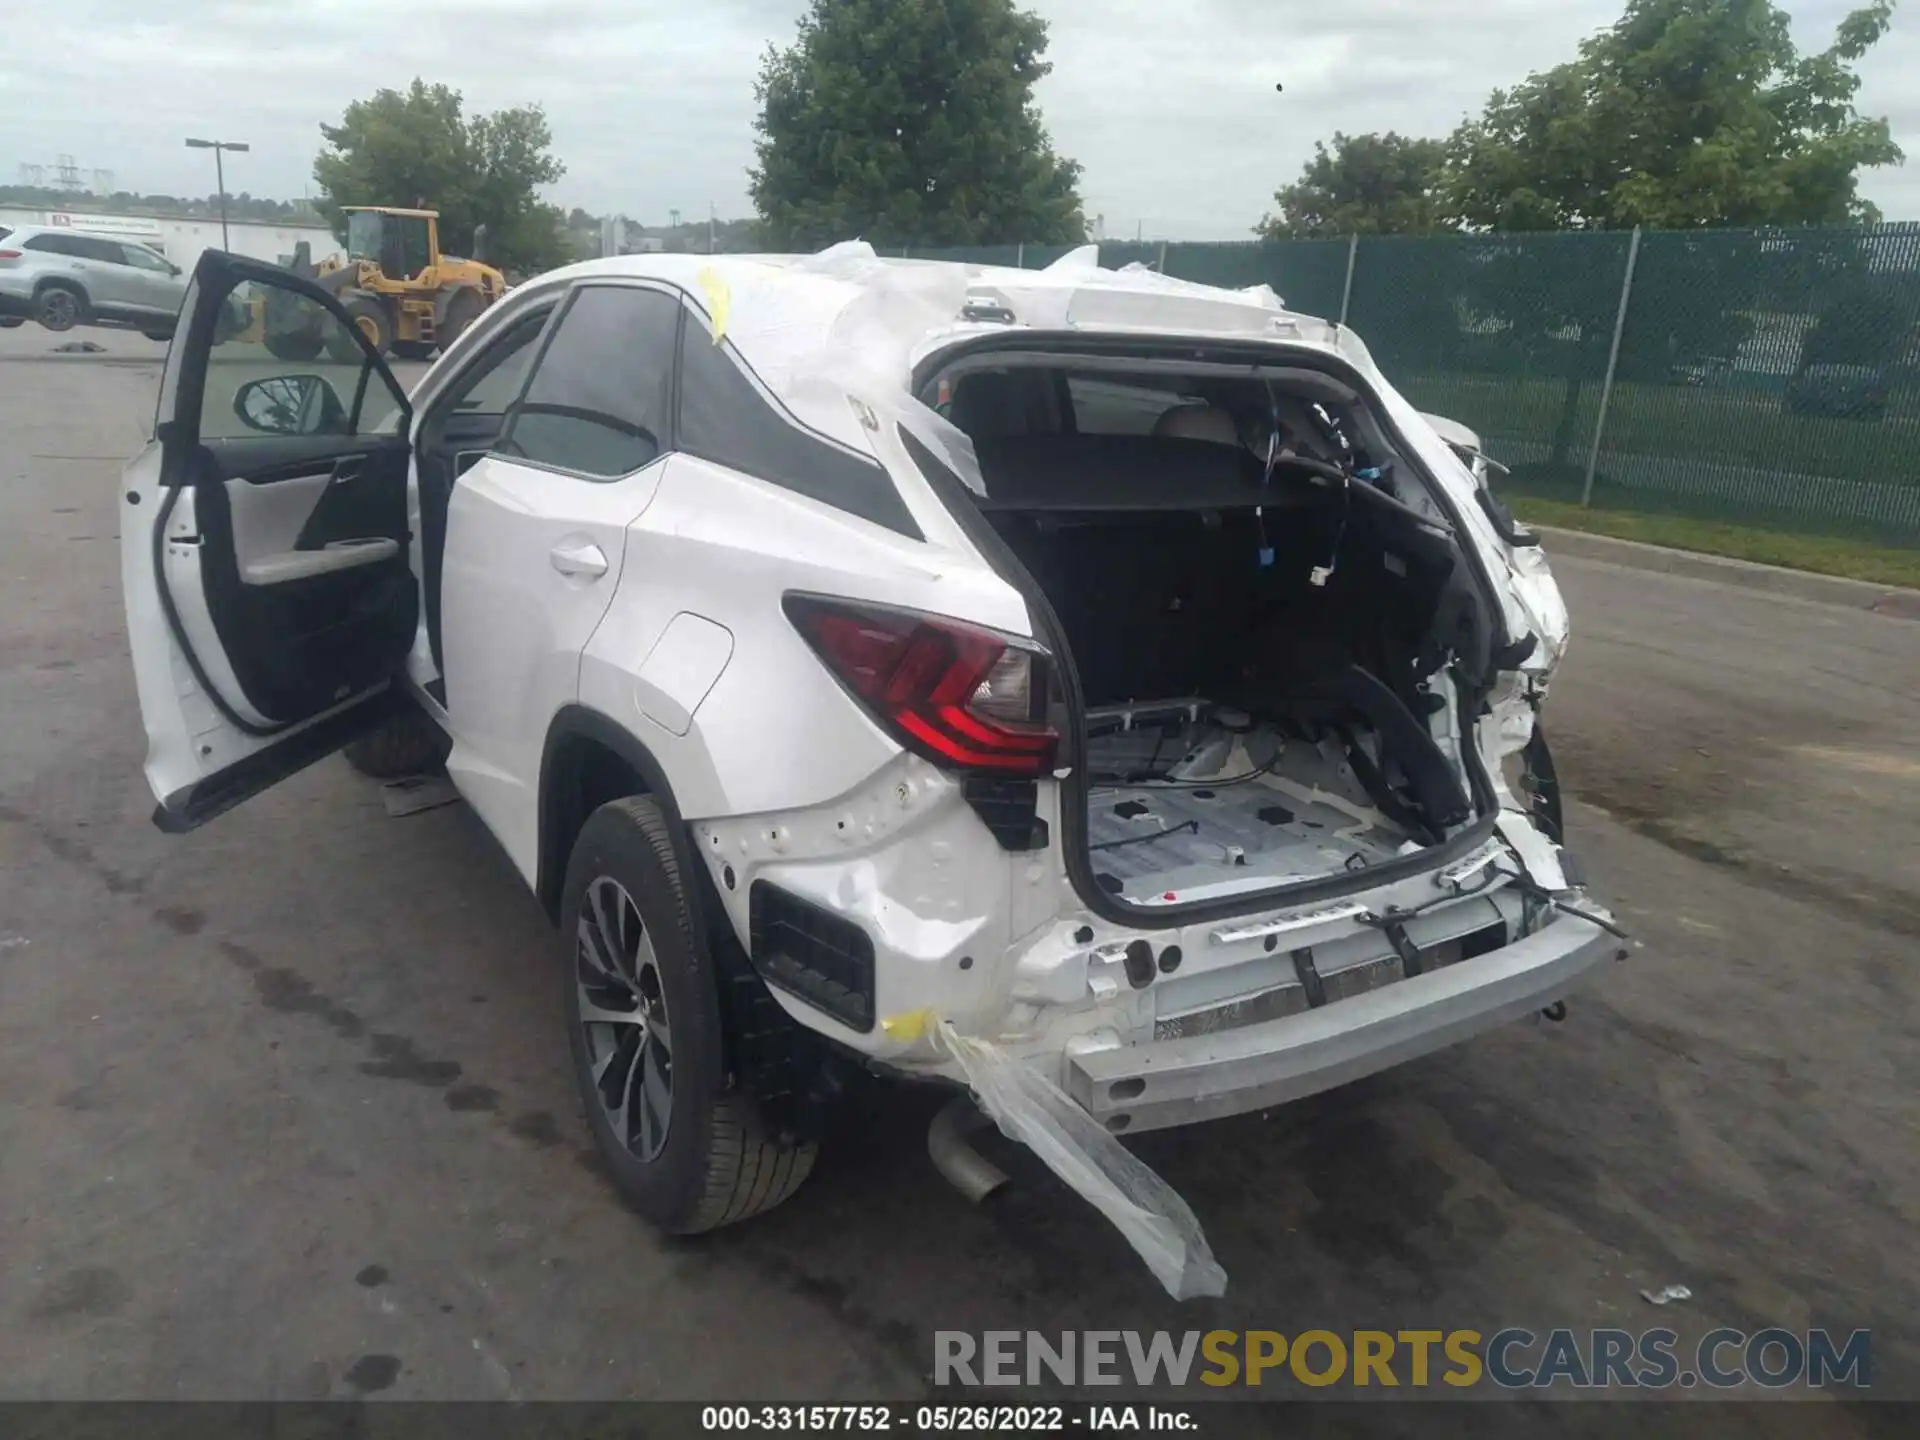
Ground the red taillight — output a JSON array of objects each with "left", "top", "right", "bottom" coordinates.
[
  {"left": 785, "top": 596, "right": 1058, "bottom": 776},
  {"left": 0, "top": 250, "right": 22, "bottom": 261}
]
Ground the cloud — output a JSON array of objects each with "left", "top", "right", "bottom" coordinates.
[{"left": 2, "top": 0, "right": 1911, "bottom": 233}]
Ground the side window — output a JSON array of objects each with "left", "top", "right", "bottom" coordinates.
[
  {"left": 119, "top": 244, "right": 173, "bottom": 274},
  {"left": 399, "top": 218, "right": 433, "bottom": 280},
  {"left": 445, "top": 307, "right": 552, "bottom": 419},
  {"left": 78, "top": 236, "right": 127, "bottom": 264},
  {"left": 679, "top": 321, "right": 922, "bottom": 538},
  {"left": 417, "top": 304, "right": 554, "bottom": 468},
  {"left": 24, "top": 233, "right": 80, "bottom": 256},
  {"left": 502, "top": 286, "right": 678, "bottom": 479},
  {"left": 941, "top": 367, "right": 1067, "bottom": 438},
  {"left": 197, "top": 278, "right": 405, "bottom": 441}
]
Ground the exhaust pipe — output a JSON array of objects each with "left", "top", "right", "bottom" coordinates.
[{"left": 928, "top": 1095, "right": 1008, "bottom": 1203}]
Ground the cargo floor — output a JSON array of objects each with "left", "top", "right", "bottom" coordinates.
[{"left": 1084, "top": 727, "right": 1417, "bottom": 906}]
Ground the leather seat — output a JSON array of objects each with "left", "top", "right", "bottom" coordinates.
[{"left": 1151, "top": 402, "right": 1240, "bottom": 447}]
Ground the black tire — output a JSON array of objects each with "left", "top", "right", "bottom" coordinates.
[
  {"left": 327, "top": 296, "right": 392, "bottom": 361},
  {"left": 437, "top": 288, "right": 485, "bottom": 353},
  {"left": 563, "top": 796, "right": 816, "bottom": 1234},
  {"left": 342, "top": 705, "right": 450, "bottom": 779},
  {"left": 36, "top": 285, "right": 85, "bottom": 332},
  {"left": 391, "top": 339, "right": 436, "bottom": 361},
  {"left": 264, "top": 329, "right": 325, "bottom": 362}
]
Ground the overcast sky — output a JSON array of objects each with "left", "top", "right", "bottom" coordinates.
[{"left": 4, "top": 0, "right": 1915, "bottom": 235}]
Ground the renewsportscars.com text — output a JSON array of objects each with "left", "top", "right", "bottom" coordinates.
[{"left": 934, "top": 1328, "right": 1872, "bottom": 1390}]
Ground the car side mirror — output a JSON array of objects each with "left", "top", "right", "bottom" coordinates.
[{"left": 234, "top": 374, "right": 348, "bottom": 437}]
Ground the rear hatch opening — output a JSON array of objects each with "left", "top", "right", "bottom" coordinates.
[{"left": 915, "top": 342, "right": 1507, "bottom": 922}]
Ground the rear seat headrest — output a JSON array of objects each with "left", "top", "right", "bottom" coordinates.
[{"left": 1151, "top": 403, "right": 1240, "bottom": 447}]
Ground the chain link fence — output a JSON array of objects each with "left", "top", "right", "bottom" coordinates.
[{"left": 898, "top": 225, "right": 1920, "bottom": 544}]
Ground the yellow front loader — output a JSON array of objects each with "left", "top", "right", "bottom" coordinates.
[{"left": 264, "top": 207, "right": 508, "bottom": 362}]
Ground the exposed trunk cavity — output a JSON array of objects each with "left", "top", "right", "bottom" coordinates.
[{"left": 925, "top": 349, "right": 1499, "bottom": 912}]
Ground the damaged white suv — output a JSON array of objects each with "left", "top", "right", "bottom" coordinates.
[{"left": 123, "top": 244, "right": 1619, "bottom": 1265}]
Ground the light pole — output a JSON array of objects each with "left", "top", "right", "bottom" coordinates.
[{"left": 185, "top": 138, "right": 250, "bottom": 252}]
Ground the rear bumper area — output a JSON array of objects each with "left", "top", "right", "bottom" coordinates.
[{"left": 1066, "top": 913, "right": 1622, "bottom": 1133}]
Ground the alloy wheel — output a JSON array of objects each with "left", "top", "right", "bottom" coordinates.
[
  {"left": 575, "top": 875, "right": 673, "bottom": 1162},
  {"left": 40, "top": 291, "right": 77, "bottom": 329}
]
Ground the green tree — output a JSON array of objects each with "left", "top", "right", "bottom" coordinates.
[
  {"left": 1439, "top": 0, "right": 1902, "bottom": 470},
  {"left": 312, "top": 79, "right": 569, "bottom": 273},
  {"left": 1445, "top": 0, "right": 1903, "bottom": 231},
  {"left": 750, "top": 0, "right": 1086, "bottom": 249},
  {"left": 1257, "top": 132, "right": 1449, "bottom": 238}
]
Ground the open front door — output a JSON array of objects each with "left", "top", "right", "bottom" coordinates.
[{"left": 122, "top": 251, "right": 418, "bottom": 831}]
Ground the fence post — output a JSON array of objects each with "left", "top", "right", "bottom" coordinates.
[
  {"left": 1016, "top": 242, "right": 1025, "bottom": 269},
  {"left": 1338, "top": 234, "right": 1359, "bottom": 326},
  {"left": 1157, "top": 240, "right": 1168, "bottom": 274},
  {"left": 1583, "top": 225, "right": 1642, "bottom": 507}
]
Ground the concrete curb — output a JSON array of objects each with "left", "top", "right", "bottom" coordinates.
[{"left": 1533, "top": 525, "right": 1920, "bottom": 620}]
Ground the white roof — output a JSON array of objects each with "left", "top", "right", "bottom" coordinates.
[
  {"left": 484, "top": 245, "right": 1519, "bottom": 618},
  {"left": 526, "top": 241, "right": 1342, "bottom": 403}
]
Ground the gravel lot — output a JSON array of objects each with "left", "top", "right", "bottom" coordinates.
[{"left": 1, "top": 334, "right": 1914, "bottom": 1430}]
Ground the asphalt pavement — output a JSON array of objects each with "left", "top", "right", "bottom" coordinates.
[
  {"left": 0, "top": 344, "right": 1914, "bottom": 1428},
  {"left": 0, "top": 323, "right": 169, "bottom": 363}
]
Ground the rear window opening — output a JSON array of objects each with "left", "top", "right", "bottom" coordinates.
[{"left": 917, "top": 348, "right": 1497, "bottom": 915}]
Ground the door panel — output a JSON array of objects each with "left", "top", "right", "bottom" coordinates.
[
  {"left": 410, "top": 300, "right": 559, "bottom": 676},
  {"left": 220, "top": 433, "right": 411, "bottom": 578},
  {"left": 185, "top": 436, "right": 415, "bottom": 721},
  {"left": 79, "top": 238, "right": 139, "bottom": 311},
  {"left": 436, "top": 282, "right": 683, "bottom": 880},
  {"left": 117, "top": 243, "right": 181, "bottom": 321},
  {"left": 122, "top": 250, "right": 417, "bottom": 830},
  {"left": 137, "top": 263, "right": 178, "bottom": 319},
  {"left": 227, "top": 468, "right": 331, "bottom": 564},
  {"left": 439, "top": 454, "right": 666, "bottom": 878}
]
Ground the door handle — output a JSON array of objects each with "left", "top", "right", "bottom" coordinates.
[
  {"left": 330, "top": 457, "right": 365, "bottom": 484},
  {"left": 550, "top": 538, "right": 608, "bottom": 579}
]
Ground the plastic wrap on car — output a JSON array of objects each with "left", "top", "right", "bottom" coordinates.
[{"left": 934, "top": 1022, "right": 1228, "bottom": 1301}]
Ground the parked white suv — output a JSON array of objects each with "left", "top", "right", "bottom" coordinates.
[{"left": 123, "top": 246, "right": 1618, "bottom": 1250}]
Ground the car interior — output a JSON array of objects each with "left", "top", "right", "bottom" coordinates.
[
  {"left": 925, "top": 359, "right": 1491, "bottom": 906},
  {"left": 172, "top": 275, "right": 416, "bottom": 729}
]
